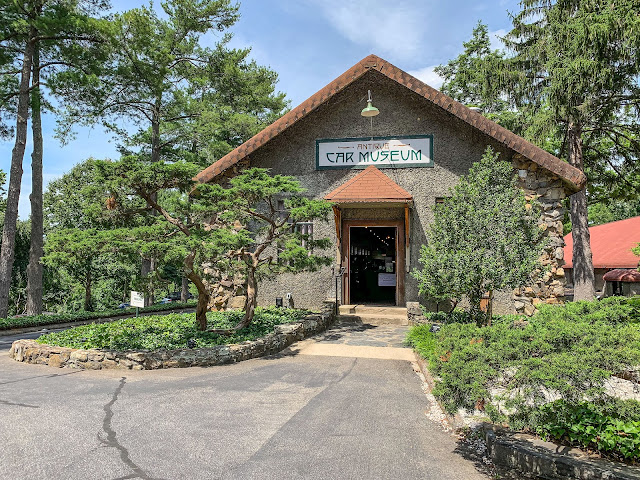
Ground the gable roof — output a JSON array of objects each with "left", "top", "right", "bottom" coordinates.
[
  {"left": 324, "top": 166, "right": 413, "bottom": 204},
  {"left": 195, "top": 54, "right": 586, "bottom": 191},
  {"left": 564, "top": 215, "right": 640, "bottom": 269}
]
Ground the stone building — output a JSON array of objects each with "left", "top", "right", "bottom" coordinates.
[{"left": 196, "top": 55, "right": 586, "bottom": 315}]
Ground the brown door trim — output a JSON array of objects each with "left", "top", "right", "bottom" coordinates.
[{"left": 341, "top": 219, "right": 405, "bottom": 306}]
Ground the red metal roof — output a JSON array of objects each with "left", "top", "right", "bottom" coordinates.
[
  {"left": 324, "top": 166, "right": 413, "bottom": 203},
  {"left": 195, "top": 54, "right": 586, "bottom": 191},
  {"left": 603, "top": 269, "right": 640, "bottom": 282},
  {"left": 564, "top": 215, "right": 640, "bottom": 269}
]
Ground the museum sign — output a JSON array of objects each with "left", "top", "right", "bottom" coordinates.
[{"left": 316, "top": 135, "right": 433, "bottom": 170}]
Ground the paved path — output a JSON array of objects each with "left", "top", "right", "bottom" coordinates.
[{"left": 0, "top": 322, "right": 489, "bottom": 480}]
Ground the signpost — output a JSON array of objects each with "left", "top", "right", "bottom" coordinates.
[
  {"left": 130, "top": 291, "right": 144, "bottom": 317},
  {"left": 316, "top": 135, "right": 434, "bottom": 170}
]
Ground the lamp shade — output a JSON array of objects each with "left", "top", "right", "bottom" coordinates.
[
  {"left": 361, "top": 101, "right": 379, "bottom": 117},
  {"left": 361, "top": 90, "right": 380, "bottom": 117}
]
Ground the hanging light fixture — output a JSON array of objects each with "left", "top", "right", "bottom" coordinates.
[{"left": 361, "top": 90, "right": 379, "bottom": 117}]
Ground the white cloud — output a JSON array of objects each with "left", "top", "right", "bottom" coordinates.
[
  {"left": 307, "top": 0, "right": 432, "bottom": 61},
  {"left": 407, "top": 65, "right": 444, "bottom": 90}
]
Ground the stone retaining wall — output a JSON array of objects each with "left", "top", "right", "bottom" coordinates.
[{"left": 10, "top": 303, "right": 335, "bottom": 370}]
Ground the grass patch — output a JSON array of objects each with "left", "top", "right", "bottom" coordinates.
[
  {"left": 37, "top": 307, "right": 309, "bottom": 351},
  {"left": 0, "top": 301, "right": 198, "bottom": 331}
]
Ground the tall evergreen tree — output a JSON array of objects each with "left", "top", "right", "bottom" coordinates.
[
  {"left": 503, "top": 0, "right": 640, "bottom": 300},
  {"left": 52, "top": 0, "right": 287, "bottom": 305},
  {"left": 0, "top": 0, "right": 109, "bottom": 317}
]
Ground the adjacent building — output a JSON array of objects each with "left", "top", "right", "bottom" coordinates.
[{"left": 564, "top": 215, "right": 640, "bottom": 296}]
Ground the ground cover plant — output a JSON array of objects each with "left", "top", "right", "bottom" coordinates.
[
  {"left": 37, "top": 307, "right": 308, "bottom": 351},
  {"left": 0, "top": 301, "right": 197, "bottom": 331},
  {"left": 513, "top": 399, "right": 640, "bottom": 461},
  {"left": 407, "top": 297, "right": 640, "bottom": 461}
]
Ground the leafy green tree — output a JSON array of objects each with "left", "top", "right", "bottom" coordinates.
[
  {"left": 52, "top": 1, "right": 287, "bottom": 304},
  {"left": 413, "top": 148, "right": 544, "bottom": 325},
  {"left": 434, "top": 22, "right": 520, "bottom": 129},
  {"left": 503, "top": 0, "right": 640, "bottom": 301},
  {"left": 42, "top": 159, "right": 141, "bottom": 311},
  {"left": 97, "top": 158, "right": 332, "bottom": 331}
]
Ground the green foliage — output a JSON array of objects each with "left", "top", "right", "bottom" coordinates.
[
  {"left": 413, "top": 147, "right": 544, "bottom": 325},
  {"left": 419, "top": 309, "right": 483, "bottom": 325},
  {"left": 516, "top": 399, "right": 640, "bottom": 461},
  {"left": 504, "top": 0, "right": 640, "bottom": 201},
  {"left": 405, "top": 324, "right": 438, "bottom": 362},
  {"left": 434, "top": 22, "right": 521, "bottom": 131},
  {"left": 37, "top": 307, "right": 308, "bottom": 350},
  {"left": 408, "top": 298, "right": 640, "bottom": 417},
  {"left": 0, "top": 300, "right": 196, "bottom": 330}
]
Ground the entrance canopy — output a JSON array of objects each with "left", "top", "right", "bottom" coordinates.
[{"left": 324, "top": 166, "right": 413, "bottom": 204}]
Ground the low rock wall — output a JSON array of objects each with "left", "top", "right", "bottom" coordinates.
[{"left": 10, "top": 303, "right": 335, "bottom": 370}]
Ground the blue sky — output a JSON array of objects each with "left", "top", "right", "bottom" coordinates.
[{"left": 1, "top": 0, "right": 519, "bottom": 218}]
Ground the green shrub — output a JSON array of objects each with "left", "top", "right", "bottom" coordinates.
[
  {"left": 0, "top": 301, "right": 197, "bottom": 331},
  {"left": 406, "top": 324, "right": 438, "bottom": 360},
  {"left": 516, "top": 399, "right": 640, "bottom": 461},
  {"left": 536, "top": 296, "right": 639, "bottom": 324},
  {"left": 36, "top": 307, "right": 308, "bottom": 351},
  {"left": 408, "top": 299, "right": 640, "bottom": 416}
]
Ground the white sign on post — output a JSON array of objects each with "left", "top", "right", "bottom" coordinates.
[
  {"left": 316, "top": 135, "right": 433, "bottom": 170},
  {"left": 130, "top": 291, "right": 145, "bottom": 308}
]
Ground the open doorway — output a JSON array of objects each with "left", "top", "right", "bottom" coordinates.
[{"left": 349, "top": 226, "right": 397, "bottom": 305}]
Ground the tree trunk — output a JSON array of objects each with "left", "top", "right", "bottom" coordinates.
[
  {"left": 84, "top": 269, "right": 93, "bottom": 312},
  {"left": 142, "top": 102, "right": 162, "bottom": 306},
  {"left": 184, "top": 251, "right": 209, "bottom": 330},
  {"left": 26, "top": 43, "right": 43, "bottom": 315},
  {"left": 238, "top": 267, "right": 258, "bottom": 330},
  {"left": 0, "top": 32, "right": 35, "bottom": 318},
  {"left": 567, "top": 120, "right": 595, "bottom": 301},
  {"left": 181, "top": 276, "right": 189, "bottom": 302}
]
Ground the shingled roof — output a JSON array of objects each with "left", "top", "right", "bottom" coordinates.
[
  {"left": 564, "top": 215, "right": 640, "bottom": 269},
  {"left": 324, "top": 166, "right": 413, "bottom": 204},
  {"left": 195, "top": 54, "right": 586, "bottom": 191}
]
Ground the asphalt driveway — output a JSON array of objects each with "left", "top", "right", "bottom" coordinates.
[{"left": 0, "top": 333, "right": 489, "bottom": 479}]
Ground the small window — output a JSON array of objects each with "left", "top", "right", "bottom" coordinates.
[{"left": 294, "top": 222, "right": 314, "bottom": 249}]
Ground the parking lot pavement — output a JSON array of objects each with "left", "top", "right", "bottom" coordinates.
[{"left": 0, "top": 348, "right": 489, "bottom": 480}]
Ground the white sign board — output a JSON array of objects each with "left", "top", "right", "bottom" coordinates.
[
  {"left": 130, "top": 291, "right": 145, "bottom": 308},
  {"left": 316, "top": 135, "right": 433, "bottom": 170},
  {"left": 378, "top": 273, "right": 397, "bottom": 287}
]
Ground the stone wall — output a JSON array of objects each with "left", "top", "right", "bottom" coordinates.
[
  {"left": 10, "top": 302, "right": 335, "bottom": 370},
  {"left": 511, "top": 154, "right": 567, "bottom": 315}
]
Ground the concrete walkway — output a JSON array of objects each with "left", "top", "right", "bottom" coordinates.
[{"left": 292, "top": 320, "right": 415, "bottom": 361}]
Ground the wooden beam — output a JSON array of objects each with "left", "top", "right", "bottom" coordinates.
[
  {"left": 332, "top": 205, "right": 341, "bottom": 264},
  {"left": 405, "top": 204, "right": 410, "bottom": 272}
]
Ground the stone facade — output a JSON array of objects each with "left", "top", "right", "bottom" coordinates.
[
  {"left": 10, "top": 302, "right": 335, "bottom": 370},
  {"left": 511, "top": 155, "right": 567, "bottom": 315}
]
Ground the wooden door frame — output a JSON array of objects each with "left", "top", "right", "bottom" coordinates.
[{"left": 341, "top": 219, "right": 405, "bottom": 306}]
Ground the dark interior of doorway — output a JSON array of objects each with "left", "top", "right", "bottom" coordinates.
[{"left": 349, "top": 226, "right": 396, "bottom": 304}]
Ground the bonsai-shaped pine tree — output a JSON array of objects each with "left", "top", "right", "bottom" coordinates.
[
  {"left": 413, "top": 147, "right": 544, "bottom": 325},
  {"left": 97, "top": 158, "right": 332, "bottom": 331}
]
